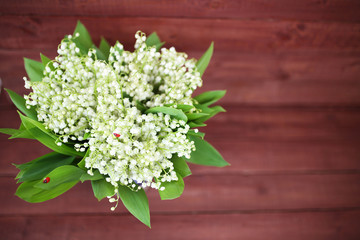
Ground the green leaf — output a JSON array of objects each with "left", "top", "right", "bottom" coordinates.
[
  {"left": 158, "top": 173, "right": 184, "bottom": 200},
  {"left": 0, "top": 128, "right": 18, "bottom": 136},
  {"left": 19, "top": 153, "right": 75, "bottom": 182},
  {"left": 176, "top": 104, "right": 194, "bottom": 112},
  {"left": 186, "top": 112, "right": 209, "bottom": 121},
  {"left": 93, "top": 45, "right": 107, "bottom": 61},
  {"left": 188, "top": 121, "right": 207, "bottom": 128},
  {"left": 196, "top": 42, "right": 214, "bottom": 76},
  {"left": 83, "top": 132, "right": 91, "bottom": 140},
  {"left": 34, "top": 165, "right": 84, "bottom": 190},
  {"left": 145, "top": 32, "right": 165, "bottom": 51},
  {"left": 118, "top": 185, "right": 151, "bottom": 228},
  {"left": 73, "top": 21, "right": 94, "bottom": 53},
  {"left": 13, "top": 161, "right": 33, "bottom": 171},
  {"left": 187, "top": 129, "right": 205, "bottom": 139},
  {"left": 187, "top": 135, "right": 229, "bottom": 167},
  {"left": 146, "top": 107, "right": 187, "bottom": 122},
  {"left": 15, "top": 179, "right": 78, "bottom": 203},
  {"left": 1, "top": 123, "right": 35, "bottom": 140},
  {"left": 5, "top": 89, "right": 37, "bottom": 120},
  {"left": 80, "top": 170, "right": 103, "bottom": 182},
  {"left": 91, "top": 179, "right": 115, "bottom": 201},
  {"left": 40, "top": 53, "right": 51, "bottom": 67},
  {"left": 24, "top": 57, "right": 44, "bottom": 82},
  {"left": 170, "top": 155, "right": 191, "bottom": 178},
  {"left": 19, "top": 113, "right": 83, "bottom": 157},
  {"left": 136, "top": 100, "right": 147, "bottom": 113},
  {"left": 99, "top": 37, "right": 111, "bottom": 59},
  {"left": 194, "top": 90, "right": 226, "bottom": 107},
  {"left": 195, "top": 105, "right": 226, "bottom": 123},
  {"left": 19, "top": 112, "right": 56, "bottom": 140},
  {"left": 77, "top": 148, "right": 90, "bottom": 170},
  {"left": 9, "top": 128, "right": 35, "bottom": 139}
]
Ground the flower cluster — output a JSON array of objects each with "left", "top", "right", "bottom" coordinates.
[{"left": 23, "top": 31, "right": 201, "bottom": 195}]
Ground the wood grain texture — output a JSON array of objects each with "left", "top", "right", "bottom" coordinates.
[
  {"left": 1, "top": 49, "right": 360, "bottom": 106},
  {"left": 0, "top": 17, "right": 360, "bottom": 52},
  {"left": 1, "top": 0, "right": 360, "bottom": 22},
  {"left": 1, "top": 211, "right": 360, "bottom": 240},
  {"left": 1, "top": 1, "right": 360, "bottom": 238},
  {"left": 1, "top": 173, "right": 360, "bottom": 215},
  {"left": 1, "top": 106, "right": 360, "bottom": 175},
  {"left": 2, "top": 138, "right": 360, "bottom": 176},
  {"left": 3, "top": 106, "right": 360, "bottom": 143}
]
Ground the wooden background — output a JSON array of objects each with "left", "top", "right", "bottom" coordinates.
[{"left": 1, "top": 1, "right": 360, "bottom": 239}]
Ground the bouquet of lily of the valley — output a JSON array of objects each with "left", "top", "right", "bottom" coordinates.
[{"left": 0, "top": 21, "right": 229, "bottom": 227}]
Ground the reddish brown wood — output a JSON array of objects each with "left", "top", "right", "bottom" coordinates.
[
  {"left": 0, "top": 17, "right": 359, "bottom": 52},
  {"left": 204, "top": 106, "right": 360, "bottom": 142},
  {"left": 1, "top": 49, "right": 360, "bottom": 106},
  {"left": 1, "top": 211, "right": 360, "bottom": 240},
  {"left": 1, "top": 173, "right": 360, "bottom": 215},
  {"left": 1, "top": 0, "right": 360, "bottom": 22},
  {"left": 4, "top": 106, "right": 359, "bottom": 142},
  {"left": 1, "top": 106, "right": 360, "bottom": 175},
  {"left": 0, "top": 3, "right": 359, "bottom": 239},
  {"left": 1, "top": 138, "right": 360, "bottom": 176}
]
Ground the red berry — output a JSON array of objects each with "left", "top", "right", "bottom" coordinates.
[
  {"left": 113, "top": 133, "right": 120, "bottom": 138},
  {"left": 43, "top": 177, "right": 50, "bottom": 183}
]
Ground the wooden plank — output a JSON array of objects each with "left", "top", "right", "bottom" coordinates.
[
  {"left": 1, "top": 173, "right": 360, "bottom": 215},
  {"left": 0, "top": 17, "right": 359, "bottom": 52},
  {"left": 1, "top": 106, "right": 360, "bottom": 175},
  {"left": 1, "top": 49, "right": 360, "bottom": 106},
  {"left": 3, "top": 106, "right": 359, "bottom": 142},
  {"left": 1, "top": 138, "right": 360, "bottom": 176},
  {"left": 203, "top": 106, "right": 360, "bottom": 142},
  {"left": 1, "top": 211, "right": 360, "bottom": 240},
  {"left": 1, "top": 0, "right": 360, "bottom": 22}
]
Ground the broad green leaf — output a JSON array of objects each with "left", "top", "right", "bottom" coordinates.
[
  {"left": 14, "top": 160, "right": 34, "bottom": 181},
  {"left": 9, "top": 128, "right": 35, "bottom": 139},
  {"left": 16, "top": 179, "right": 78, "bottom": 203},
  {"left": 158, "top": 173, "right": 184, "bottom": 200},
  {"left": 19, "top": 113, "right": 83, "bottom": 157},
  {"left": 19, "top": 112, "right": 57, "bottom": 141},
  {"left": 187, "top": 129, "right": 205, "bottom": 139},
  {"left": 176, "top": 104, "right": 194, "bottom": 112},
  {"left": 13, "top": 161, "right": 33, "bottom": 171},
  {"left": 195, "top": 105, "right": 226, "bottom": 123},
  {"left": 0, "top": 128, "right": 18, "bottom": 136},
  {"left": 187, "top": 135, "right": 229, "bottom": 167},
  {"left": 40, "top": 53, "right": 51, "bottom": 67},
  {"left": 34, "top": 165, "right": 84, "bottom": 190},
  {"left": 194, "top": 90, "right": 226, "bottom": 107},
  {"left": 5, "top": 89, "right": 37, "bottom": 120},
  {"left": 99, "top": 37, "right": 111, "bottom": 59},
  {"left": 188, "top": 121, "right": 207, "bottom": 128},
  {"left": 24, "top": 57, "right": 44, "bottom": 82},
  {"left": 93, "top": 45, "right": 107, "bottom": 61},
  {"left": 73, "top": 21, "right": 94, "bottom": 53},
  {"left": 80, "top": 170, "right": 103, "bottom": 182},
  {"left": 77, "top": 148, "right": 90, "bottom": 170},
  {"left": 118, "top": 185, "right": 151, "bottom": 228},
  {"left": 2, "top": 123, "right": 35, "bottom": 140},
  {"left": 186, "top": 112, "right": 209, "bottom": 121},
  {"left": 196, "top": 42, "right": 214, "bottom": 76},
  {"left": 170, "top": 156, "right": 191, "bottom": 178},
  {"left": 146, "top": 107, "right": 187, "bottom": 122},
  {"left": 91, "top": 179, "right": 115, "bottom": 201},
  {"left": 20, "top": 153, "right": 75, "bottom": 182},
  {"left": 145, "top": 32, "right": 165, "bottom": 51}
]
